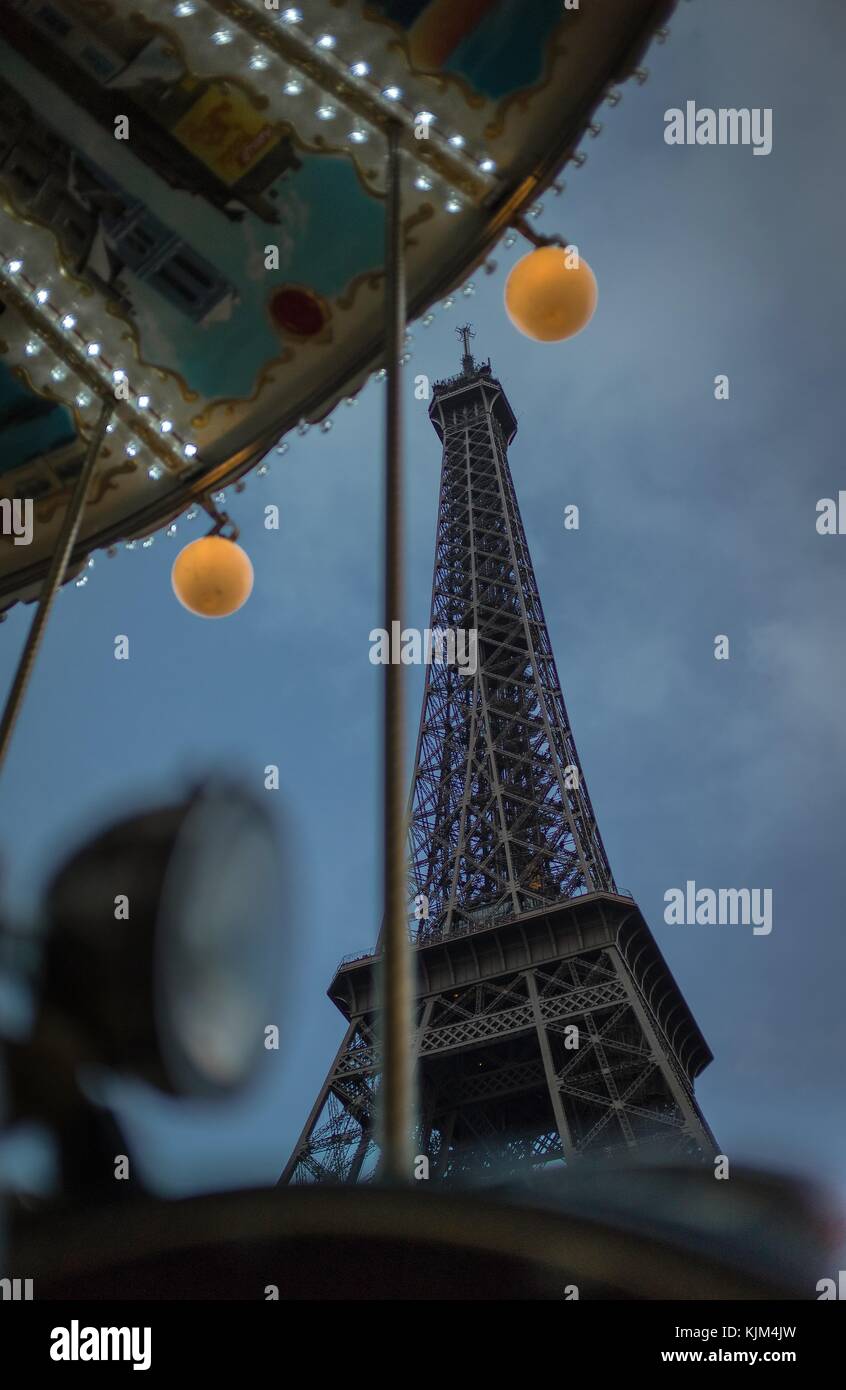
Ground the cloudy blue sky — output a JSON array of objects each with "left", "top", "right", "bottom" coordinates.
[{"left": 1, "top": 0, "right": 844, "bottom": 1199}]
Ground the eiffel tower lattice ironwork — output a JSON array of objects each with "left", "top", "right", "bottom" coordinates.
[{"left": 281, "top": 337, "right": 716, "bottom": 1185}]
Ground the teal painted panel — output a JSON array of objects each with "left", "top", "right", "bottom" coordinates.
[{"left": 0, "top": 362, "right": 76, "bottom": 477}]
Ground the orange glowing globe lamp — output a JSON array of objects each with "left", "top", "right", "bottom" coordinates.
[
  {"left": 504, "top": 245, "right": 598, "bottom": 342},
  {"left": 171, "top": 535, "right": 254, "bottom": 618}
]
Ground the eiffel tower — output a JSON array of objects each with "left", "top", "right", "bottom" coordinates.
[{"left": 281, "top": 330, "right": 716, "bottom": 1184}]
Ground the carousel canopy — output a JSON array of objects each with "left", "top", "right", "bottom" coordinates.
[{"left": 0, "top": 0, "right": 675, "bottom": 609}]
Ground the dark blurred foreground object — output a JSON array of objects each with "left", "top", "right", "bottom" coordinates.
[
  {"left": 2, "top": 781, "right": 284, "bottom": 1195},
  {"left": 1, "top": 785, "right": 841, "bottom": 1299},
  {"left": 8, "top": 1163, "right": 840, "bottom": 1300}
]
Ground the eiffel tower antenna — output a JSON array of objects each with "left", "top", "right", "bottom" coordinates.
[
  {"left": 281, "top": 354, "right": 716, "bottom": 1185},
  {"left": 457, "top": 323, "right": 476, "bottom": 374}
]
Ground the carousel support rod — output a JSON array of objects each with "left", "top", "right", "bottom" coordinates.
[
  {"left": 198, "top": 493, "right": 238, "bottom": 541},
  {"left": 379, "top": 119, "right": 413, "bottom": 1184},
  {"left": 513, "top": 216, "right": 568, "bottom": 250},
  {"left": 0, "top": 401, "right": 113, "bottom": 776}
]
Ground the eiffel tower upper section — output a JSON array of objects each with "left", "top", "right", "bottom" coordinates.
[{"left": 409, "top": 327, "right": 615, "bottom": 943}]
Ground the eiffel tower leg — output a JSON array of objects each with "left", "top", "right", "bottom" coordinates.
[
  {"left": 279, "top": 1017, "right": 367, "bottom": 1185},
  {"left": 608, "top": 950, "right": 719, "bottom": 1158},
  {"left": 527, "top": 969, "right": 577, "bottom": 1161},
  {"left": 532, "top": 942, "right": 716, "bottom": 1162},
  {"left": 346, "top": 1125, "right": 373, "bottom": 1184},
  {"left": 412, "top": 999, "right": 436, "bottom": 1164}
]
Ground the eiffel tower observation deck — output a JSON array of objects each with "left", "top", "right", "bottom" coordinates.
[{"left": 282, "top": 330, "right": 716, "bottom": 1184}]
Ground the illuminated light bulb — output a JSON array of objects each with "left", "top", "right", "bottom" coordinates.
[
  {"left": 315, "top": 34, "right": 336, "bottom": 49},
  {"left": 87, "top": 342, "right": 101, "bottom": 356},
  {"left": 137, "top": 394, "right": 150, "bottom": 408},
  {"left": 112, "top": 368, "right": 127, "bottom": 383},
  {"left": 7, "top": 259, "right": 23, "bottom": 273},
  {"left": 34, "top": 288, "right": 49, "bottom": 304},
  {"left": 281, "top": 8, "right": 302, "bottom": 22},
  {"left": 174, "top": 1, "right": 196, "bottom": 14},
  {"left": 249, "top": 51, "right": 270, "bottom": 71},
  {"left": 414, "top": 174, "right": 432, "bottom": 191},
  {"left": 75, "top": 391, "right": 90, "bottom": 407},
  {"left": 212, "top": 30, "right": 233, "bottom": 45},
  {"left": 61, "top": 314, "right": 76, "bottom": 330},
  {"left": 316, "top": 104, "right": 336, "bottom": 121},
  {"left": 283, "top": 78, "right": 303, "bottom": 96},
  {"left": 448, "top": 134, "right": 465, "bottom": 148},
  {"left": 504, "top": 246, "right": 598, "bottom": 342},
  {"left": 445, "top": 194, "right": 462, "bottom": 213},
  {"left": 479, "top": 158, "right": 496, "bottom": 173},
  {"left": 350, "top": 61, "right": 369, "bottom": 77},
  {"left": 51, "top": 365, "right": 67, "bottom": 381},
  {"left": 415, "top": 111, "right": 435, "bottom": 126},
  {"left": 382, "top": 86, "right": 402, "bottom": 101},
  {"left": 148, "top": 463, "right": 163, "bottom": 480},
  {"left": 349, "top": 129, "right": 368, "bottom": 144},
  {"left": 125, "top": 442, "right": 138, "bottom": 457},
  {"left": 184, "top": 442, "right": 198, "bottom": 457},
  {"left": 172, "top": 536, "right": 254, "bottom": 618},
  {"left": 25, "top": 339, "right": 40, "bottom": 356},
  {"left": 160, "top": 419, "right": 173, "bottom": 433}
]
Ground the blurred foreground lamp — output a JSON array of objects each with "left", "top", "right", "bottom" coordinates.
[
  {"left": 38, "top": 782, "right": 283, "bottom": 1100},
  {"left": 504, "top": 245, "right": 597, "bottom": 342},
  {"left": 171, "top": 535, "right": 253, "bottom": 618}
]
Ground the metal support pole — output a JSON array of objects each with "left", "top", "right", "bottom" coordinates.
[
  {"left": 379, "top": 119, "right": 413, "bottom": 1183},
  {"left": 0, "top": 401, "right": 113, "bottom": 775}
]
